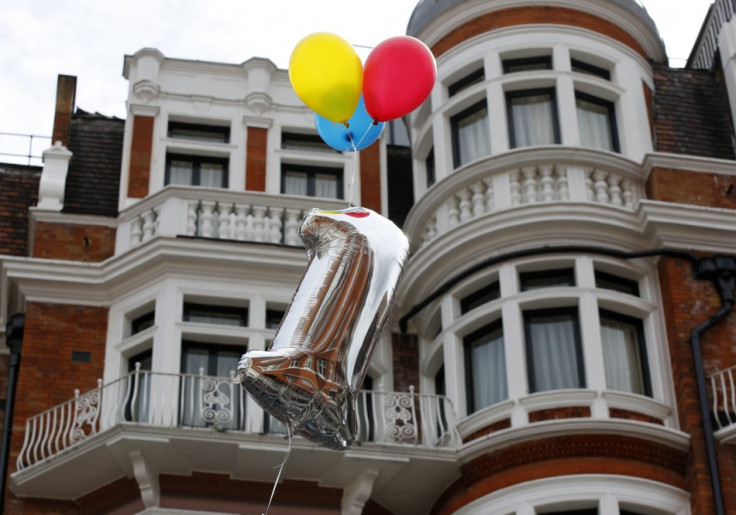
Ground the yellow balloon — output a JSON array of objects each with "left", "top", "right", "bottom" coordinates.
[{"left": 289, "top": 33, "right": 363, "bottom": 124}]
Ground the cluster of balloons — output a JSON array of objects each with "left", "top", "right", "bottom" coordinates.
[{"left": 289, "top": 33, "right": 436, "bottom": 152}]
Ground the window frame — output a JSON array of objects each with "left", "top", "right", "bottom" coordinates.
[
  {"left": 280, "top": 163, "right": 344, "bottom": 199},
  {"left": 464, "top": 319, "right": 507, "bottom": 413},
  {"left": 168, "top": 121, "right": 230, "bottom": 143},
  {"left": 502, "top": 55, "right": 553, "bottom": 74},
  {"left": 460, "top": 280, "right": 501, "bottom": 314},
  {"left": 524, "top": 306, "right": 586, "bottom": 393},
  {"left": 448, "top": 68, "right": 485, "bottom": 97},
  {"left": 506, "top": 87, "right": 561, "bottom": 148},
  {"left": 519, "top": 268, "right": 575, "bottom": 291},
  {"left": 575, "top": 91, "right": 620, "bottom": 153},
  {"left": 599, "top": 309, "right": 652, "bottom": 397},
  {"left": 165, "top": 153, "right": 229, "bottom": 188},
  {"left": 281, "top": 131, "right": 338, "bottom": 153},
  {"left": 450, "top": 99, "right": 490, "bottom": 168},
  {"left": 182, "top": 302, "right": 249, "bottom": 327},
  {"left": 595, "top": 270, "right": 640, "bottom": 296},
  {"left": 571, "top": 58, "right": 611, "bottom": 80}
]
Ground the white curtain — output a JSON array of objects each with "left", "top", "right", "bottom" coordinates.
[
  {"left": 527, "top": 313, "right": 582, "bottom": 392},
  {"left": 470, "top": 327, "right": 507, "bottom": 410},
  {"left": 200, "top": 162, "right": 224, "bottom": 187},
  {"left": 511, "top": 94, "right": 556, "bottom": 147},
  {"left": 457, "top": 107, "right": 490, "bottom": 166},
  {"left": 315, "top": 173, "right": 339, "bottom": 198},
  {"left": 169, "top": 160, "right": 193, "bottom": 185},
  {"left": 601, "top": 317, "right": 644, "bottom": 394},
  {"left": 577, "top": 98, "right": 613, "bottom": 151},
  {"left": 283, "top": 171, "right": 308, "bottom": 196}
]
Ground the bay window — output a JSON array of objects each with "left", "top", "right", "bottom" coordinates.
[
  {"left": 576, "top": 92, "right": 619, "bottom": 152},
  {"left": 451, "top": 100, "right": 491, "bottom": 168},
  {"left": 507, "top": 88, "right": 561, "bottom": 148}
]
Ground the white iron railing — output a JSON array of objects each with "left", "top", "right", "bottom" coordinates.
[
  {"left": 116, "top": 186, "right": 348, "bottom": 254},
  {"left": 16, "top": 369, "right": 459, "bottom": 470},
  {"left": 710, "top": 365, "right": 736, "bottom": 430}
]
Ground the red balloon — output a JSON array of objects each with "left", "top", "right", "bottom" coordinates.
[{"left": 363, "top": 36, "right": 436, "bottom": 122}]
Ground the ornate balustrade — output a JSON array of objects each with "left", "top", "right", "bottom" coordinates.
[
  {"left": 116, "top": 186, "right": 348, "bottom": 254},
  {"left": 710, "top": 365, "right": 736, "bottom": 437},
  {"left": 16, "top": 369, "right": 459, "bottom": 471},
  {"left": 404, "top": 148, "right": 645, "bottom": 250}
]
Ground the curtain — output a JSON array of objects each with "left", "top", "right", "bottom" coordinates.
[
  {"left": 470, "top": 327, "right": 507, "bottom": 411},
  {"left": 200, "top": 162, "right": 224, "bottom": 187},
  {"left": 457, "top": 106, "right": 490, "bottom": 166},
  {"left": 577, "top": 98, "right": 613, "bottom": 151},
  {"left": 283, "top": 170, "right": 308, "bottom": 196},
  {"left": 600, "top": 316, "right": 644, "bottom": 394},
  {"left": 169, "top": 160, "right": 193, "bottom": 185},
  {"left": 315, "top": 173, "right": 339, "bottom": 198},
  {"left": 527, "top": 312, "right": 582, "bottom": 392},
  {"left": 511, "top": 94, "right": 555, "bottom": 147}
]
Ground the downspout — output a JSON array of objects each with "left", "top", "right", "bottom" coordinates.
[
  {"left": 690, "top": 256, "right": 735, "bottom": 515},
  {"left": 0, "top": 313, "right": 25, "bottom": 510}
]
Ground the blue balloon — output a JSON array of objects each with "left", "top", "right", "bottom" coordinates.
[{"left": 315, "top": 96, "right": 385, "bottom": 152}]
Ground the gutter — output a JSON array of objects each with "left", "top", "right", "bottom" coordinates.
[{"left": 1, "top": 313, "right": 25, "bottom": 510}]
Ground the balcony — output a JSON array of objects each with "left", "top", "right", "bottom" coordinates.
[
  {"left": 11, "top": 368, "right": 461, "bottom": 513},
  {"left": 116, "top": 186, "right": 348, "bottom": 255},
  {"left": 404, "top": 147, "right": 646, "bottom": 252},
  {"left": 710, "top": 365, "right": 736, "bottom": 443}
]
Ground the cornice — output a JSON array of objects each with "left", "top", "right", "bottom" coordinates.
[{"left": 643, "top": 152, "right": 736, "bottom": 178}]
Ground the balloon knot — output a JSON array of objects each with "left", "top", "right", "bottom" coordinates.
[
  {"left": 372, "top": 120, "right": 379, "bottom": 126},
  {"left": 344, "top": 122, "right": 350, "bottom": 129}
]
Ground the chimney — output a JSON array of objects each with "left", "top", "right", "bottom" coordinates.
[{"left": 51, "top": 75, "right": 77, "bottom": 147}]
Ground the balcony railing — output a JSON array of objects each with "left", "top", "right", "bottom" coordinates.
[
  {"left": 116, "top": 186, "right": 349, "bottom": 254},
  {"left": 710, "top": 365, "right": 736, "bottom": 434},
  {"left": 404, "top": 148, "right": 645, "bottom": 251},
  {"left": 16, "top": 368, "right": 460, "bottom": 471}
]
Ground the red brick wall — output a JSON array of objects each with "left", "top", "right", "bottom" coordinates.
[
  {"left": 431, "top": 6, "right": 647, "bottom": 60},
  {"left": 0, "top": 165, "right": 41, "bottom": 257},
  {"left": 246, "top": 127, "right": 267, "bottom": 191},
  {"left": 359, "top": 142, "right": 382, "bottom": 212},
  {"left": 657, "top": 257, "right": 736, "bottom": 514},
  {"left": 32, "top": 222, "right": 115, "bottom": 262},
  {"left": 127, "top": 115, "right": 154, "bottom": 198},
  {"left": 647, "top": 168, "right": 736, "bottom": 209},
  {"left": 392, "top": 332, "right": 419, "bottom": 392},
  {"left": 5, "top": 302, "right": 107, "bottom": 514}
]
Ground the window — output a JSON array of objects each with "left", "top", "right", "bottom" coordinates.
[
  {"left": 600, "top": 310, "right": 650, "bottom": 396},
  {"left": 387, "top": 119, "right": 410, "bottom": 146},
  {"left": 165, "top": 154, "right": 228, "bottom": 188},
  {"left": 266, "top": 309, "right": 285, "bottom": 330},
  {"left": 126, "top": 349, "right": 152, "bottom": 422},
  {"left": 281, "top": 164, "right": 343, "bottom": 199},
  {"left": 426, "top": 148, "right": 436, "bottom": 188},
  {"left": 520, "top": 268, "right": 575, "bottom": 291},
  {"left": 595, "top": 271, "right": 639, "bottom": 296},
  {"left": 571, "top": 58, "right": 611, "bottom": 80},
  {"left": 525, "top": 307, "right": 585, "bottom": 393},
  {"left": 281, "top": 132, "right": 336, "bottom": 153},
  {"left": 502, "top": 56, "right": 552, "bottom": 74},
  {"left": 449, "top": 68, "right": 484, "bottom": 97},
  {"left": 168, "top": 121, "right": 230, "bottom": 143},
  {"left": 460, "top": 281, "right": 500, "bottom": 314},
  {"left": 183, "top": 303, "right": 248, "bottom": 327},
  {"left": 465, "top": 321, "right": 507, "bottom": 412},
  {"left": 451, "top": 100, "right": 490, "bottom": 168},
  {"left": 507, "top": 88, "right": 560, "bottom": 148},
  {"left": 131, "top": 311, "right": 155, "bottom": 335},
  {"left": 576, "top": 92, "right": 619, "bottom": 152}
]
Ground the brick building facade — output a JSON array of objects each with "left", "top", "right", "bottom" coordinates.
[{"left": 2, "top": 1, "right": 736, "bottom": 514}]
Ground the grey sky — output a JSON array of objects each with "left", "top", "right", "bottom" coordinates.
[{"left": 0, "top": 0, "right": 714, "bottom": 163}]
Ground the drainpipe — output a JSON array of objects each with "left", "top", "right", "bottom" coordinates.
[
  {"left": 690, "top": 256, "right": 735, "bottom": 515},
  {"left": 0, "top": 313, "right": 25, "bottom": 510}
]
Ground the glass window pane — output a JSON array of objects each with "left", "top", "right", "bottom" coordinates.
[
  {"left": 601, "top": 314, "right": 647, "bottom": 395},
  {"left": 577, "top": 97, "right": 615, "bottom": 151},
  {"left": 454, "top": 104, "right": 490, "bottom": 167},
  {"left": 315, "top": 173, "right": 339, "bottom": 198},
  {"left": 525, "top": 309, "right": 584, "bottom": 393},
  {"left": 461, "top": 281, "right": 501, "bottom": 314},
  {"left": 283, "top": 170, "right": 308, "bottom": 196},
  {"left": 595, "top": 271, "right": 639, "bottom": 296},
  {"left": 426, "top": 148, "right": 436, "bottom": 188},
  {"left": 169, "top": 122, "right": 230, "bottom": 143},
  {"left": 183, "top": 304, "right": 247, "bottom": 326},
  {"left": 216, "top": 350, "right": 241, "bottom": 377},
  {"left": 520, "top": 269, "right": 575, "bottom": 291},
  {"left": 508, "top": 91, "right": 558, "bottom": 147},
  {"left": 169, "top": 160, "right": 193, "bottom": 185},
  {"left": 465, "top": 323, "right": 507, "bottom": 412},
  {"left": 200, "top": 162, "right": 225, "bottom": 187}
]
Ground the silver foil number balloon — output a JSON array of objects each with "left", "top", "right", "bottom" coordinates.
[{"left": 236, "top": 207, "right": 409, "bottom": 450}]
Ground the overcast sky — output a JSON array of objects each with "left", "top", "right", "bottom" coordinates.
[{"left": 0, "top": 0, "right": 715, "bottom": 164}]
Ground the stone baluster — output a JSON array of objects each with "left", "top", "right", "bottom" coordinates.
[
  {"left": 268, "top": 207, "right": 284, "bottom": 244},
  {"left": 471, "top": 182, "right": 485, "bottom": 217},
  {"left": 621, "top": 179, "right": 634, "bottom": 209},
  {"left": 483, "top": 177, "right": 495, "bottom": 213},
  {"left": 510, "top": 170, "right": 522, "bottom": 206},
  {"left": 200, "top": 201, "right": 216, "bottom": 238},
  {"left": 522, "top": 167, "right": 539, "bottom": 204},
  {"left": 423, "top": 215, "right": 438, "bottom": 244},
  {"left": 284, "top": 208, "right": 302, "bottom": 246},
  {"left": 252, "top": 206, "right": 267, "bottom": 242},
  {"left": 186, "top": 201, "right": 199, "bottom": 236},
  {"left": 447, "top": 196, "right": 460, "bottom": 228},
  {"left": 234, "top": 204, "right": 249, "bottom": 241},
  {"left": 585, "top": 169, "right": 595, "bottom": 202},
  {"left": 141, "top": 209, "right": 156, "bottom": 241},
  {"left": 130, "top": 217, "right": 143, "bottom": 246},
  {"left": 540, "top": 166, "right": 555, "bottom": 202},
  {"left": 608, "top": 174, "right": 623, "bottom": 206},
  {"left": 593, "top": 170, "right": 610, "bottom": 204},
  {"left": 218, "top": 202, "right": 233, "bottom": 239},
  {"left": 458, "top": 188, "right": 473, "bottom": 222},
  {"left": 556, "top": 166, "right": 569, "bottom": 201}
]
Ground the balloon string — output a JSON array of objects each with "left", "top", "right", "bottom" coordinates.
[
  {"left": 263, "top": 425, "right": 292, "bottom": 515},
  {"left": 344, "top": 123, "right": 379, "bottom": 208}
]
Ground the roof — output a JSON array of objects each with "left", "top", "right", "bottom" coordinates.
[
  {"left": 63, "top": 109, "right": 124, "bottom": 217},
  {"left": 653, "top": 65, "right": 736, "bottom": 159}
]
